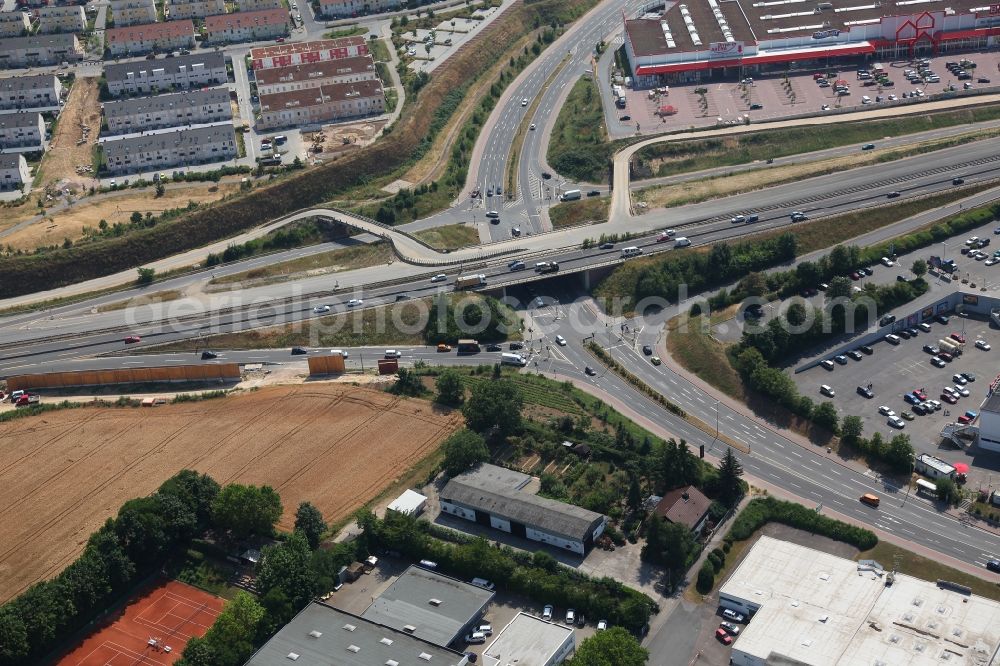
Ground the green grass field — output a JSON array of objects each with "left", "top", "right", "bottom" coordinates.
[
  {"left": 414, "top": 223, "right": 480, "bottom": 249},
  {"left": 549, "top": 197, "right": 609, "bottom": 229},
  {"left": 546, "top": 77, "right": 613, "bottom": 183}
]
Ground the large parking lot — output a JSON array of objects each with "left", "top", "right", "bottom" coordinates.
[
  {"left": 614, "top": 49, "right": 1000, "bottom": 131},
  {"left": 795, "top": 312, "right": 995, "bottom": 458}
]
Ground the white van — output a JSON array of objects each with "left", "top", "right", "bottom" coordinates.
[
  {"left": 861, "top": 95, "right": 872, "bottom": 104},
  {"left": 621, "top": 246, "right": 643, "bottom": 258},
  {"left": 384, "top": 349, "right": 402, "bottom": 359},
  {"left": 674, "top": 237, "right": 691, "bottom": 248},
  {"left": 501, "top": 352, "right": 527, "bottom": 366},
  {"left": 471, "top": 577, "right": 496, "bottom": 591},
  {"left": 329, "top": 349, "right": 349, "bottom": 358}
]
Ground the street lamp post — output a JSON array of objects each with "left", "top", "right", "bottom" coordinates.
[{"left": 902, "top": 458, "right": 915, "bottom": 506}]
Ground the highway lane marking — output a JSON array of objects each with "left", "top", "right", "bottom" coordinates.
[{"left": 787, "top": 449, "right": 803, "bottom": 458}]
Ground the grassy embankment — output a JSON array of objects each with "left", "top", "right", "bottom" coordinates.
[
  {"left": 207, "top": 243, "right": 392, "bottom": 288},
  {"left": 546, "top": 77, "right": 614, "bottom": 183},
  {"left": 413, "top": 224, "right": 480, "bottom": 249},
  {"left": 549, "top": 197, "right": 610, "bottom": 229}
]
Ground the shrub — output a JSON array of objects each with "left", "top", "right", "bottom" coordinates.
[
  {"left": 696, "top": 561, "right": 716, "bottom": 593},
  {"left": 728, "top": 497, "right": 877, "bottom": 550}
]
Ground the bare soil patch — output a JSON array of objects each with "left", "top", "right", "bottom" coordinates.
[
  {"left": 0, "top": 384, "right": 461, "bottom": 602},
  {"left": 38, "top": 77, "right": 102, "bottom": 190}
]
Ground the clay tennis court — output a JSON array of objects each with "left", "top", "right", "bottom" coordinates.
[
  {"left": 0, "top": 383, "right": 462, "bottom": 603},
  {"left": 55, "top": 579, "right": 224, "bottom": 665}
]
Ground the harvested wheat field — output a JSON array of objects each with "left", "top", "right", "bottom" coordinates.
[{"left": 0, "top": 384, "right": 461, "bottom": 603}]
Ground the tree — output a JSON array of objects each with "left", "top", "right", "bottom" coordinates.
[
  {"left": 786, "top": 302, "right": 808, "bottom": 328},
  {"left": 195, "top": 591, "right": 265, "bottom": 666},
  {"left": 155, "top": 181, "right": 165, "bottom": 197},
  {"left": 825, "top": 276, "right": 852, "bottom": 301},
  {"left": 441, "top": 429, "right": 489, "bottom": 477},
  {"left": 130, "top": 211, "right": 143, "bottom": 225},
  {"left": 210, "top": 483, "right": 282, "bottom": 540},
  {"left": 935, "top": 477, "right": 960, "bottom": 504},
  {"left": 886, "top": 434, "right": 914, "bottom": 474},
  {"left": 390, "top": 368, "right": 424, "bottom": 396},
  {"left": 136, "top": 266, "right": 155, "bottom": 285},
  {"left": 256, "top": 532, "right": 316, "bottom": 615},
  {"left": 813, "top": 401, "right": 839, "bottom": 434},
  {"left": 659, "top": 438, "right": 701, "bottom": 491},
  {"left": 462, "top": 378, "right": 523, "bottom": 437},
  {"left": 0, "top": 607, "right": 29, "bottom": 663},
  {"left": 716, "top": 448, "right": 744, "bottom": 507},
  {"left": 568, "top": 627, "right": 648, "bottom": 666},
  {"left": 840, "top": 415, "right": 864, "bottom": 445},
  {"left": 294, "top": 502, "right": 327, "bottom": 550},
  {"left": 158, "top": 470, "right": 220, "bottom": 532},
  {"left": 911, "top": 258, "right": 927, "bottom": 278},
  {"left": 641, "top": 515, "right": 696, "bottom": 572},
  {"left": 435, "top": 369, "right": 465, "bottom": 406}
]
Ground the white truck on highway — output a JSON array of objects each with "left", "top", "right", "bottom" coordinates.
[
  {"left": 560, "top": 189, "right": 582, "bottom": 202},
  {"left": 454, "top": 274, "right": 487, "bottom": 290}
]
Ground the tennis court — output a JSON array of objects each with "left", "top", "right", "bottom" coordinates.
[{"left": 56, "top": 579, "right": 224, "bottom": 666}]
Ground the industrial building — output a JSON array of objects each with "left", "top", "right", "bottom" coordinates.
[
  {"left": 0, "top": 74, "right": 62, "bottom": 111},
  {"left": 0, "top": 111, "right": 45, "bottom": 150},
  {"left": 256, "top": 78, "right": 384, "bottom": 130},
  {"left": 105, "top": 20, "right": 196, "bottom": 57},
  {"left": 100, "top": 123, "right": 237, "bottom": 175},
  {"left": 109, "top": 0, "right": 158, "bottom": 27},
  {"left": 102, "top": 88, "right": 231, "bottom": 134},
  {"left": 0, "top": 33, "right": 83, "bottom": 68},
  {"left": 103, "top": 51, "right": 228, "bottom": 97},
  {"left": 360, "top": 565, "right": 494, "bottom": 648},
  {"left": 317, "top": 0, "right": 400, "bottom": 19},
  {"left": 0, "top": 12, "right": 29, "bottom": 38},
  {"left": 165, "top": 0, "right": 227, "bottom": 20},
  {"left": 481, "top": 613, "right": 575, "bottom": 666},
  {"left": 244, "top": 602, "right": 471, "bottom": 666},
  {"left": 720, "top": 536, "right": 1000, "bottom": 665},
  {"left": 0, "top": 153, "right": 30, "bottom": 190},
  {"left": 624, "top": 0, "right": 1000, "bottom": 86},
  {"left": 250, "top": 36, "right": 368, "bottom": 69},
  {"left": 37, "top": 5, "right": 86, "bottom": 34},
  {"left": 977, "top": 388, "right": 1000, "bottom": 452},
  {"left": 204, "top": 8, "right": 288, "bottom": 44},
  {"left": 440, "top": 463, "right": 607, "bottom": 555},
  {"left": 253, "top": 54, "right": 378, "bottom": 95}
]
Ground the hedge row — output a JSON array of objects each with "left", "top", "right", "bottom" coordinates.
[
  {"left": 586, "top": 342, "right": 686, "bottom": 417},
  {"left": 727, "top": 497, "right": 878, "bottom": 550}
]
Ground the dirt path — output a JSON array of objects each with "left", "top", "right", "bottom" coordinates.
[{"left": 38, "top": 76, "right": 101, "bottom": 192}]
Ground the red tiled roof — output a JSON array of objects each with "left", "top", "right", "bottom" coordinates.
[
  {"left": 106, "top": 19, "right": 194, "bottom": 44},
  {"left": 205, "top": 7, "right": 287, "bottom": 31}
]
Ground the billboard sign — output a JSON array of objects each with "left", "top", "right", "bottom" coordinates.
[
  {"left": 990, "top": 3, "right": 1000, "bottom": 14},
  {"left": 709, "top": 41, "right": 744, "bottom": 58},
  {"left": 812, "top": 29, "right": 841, "bottom": 39}
]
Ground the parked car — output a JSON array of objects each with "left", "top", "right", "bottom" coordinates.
[
  {"left": 722, "top": 609, "right": 745, "bottom": 623},
  {"left": 951, "top": 332, "right": 966, "bottom": 343},
  {"left": 821, "top": 359, "right": 835, "bottom": 370},
  {"left": 885, "top": 334, "right": 901, "bottom": 345},
  {"left": 465, "top": 632, "right": 487, "bottom": 644},
  {"left": 720, "top": 621, "right": 741, "bottom": 636},
  {"left": 857, "top": 385, "right": 874, "bottom": 398},
  {"left": 542, "top": 605, "right": 554, "bottom": 620},
  {"left": 987, "top": 559, "right": 1000, "bottom": 573},
  {"left": 820, "top": 385, "right": 835, "bottom": 397},
  {"left": 476, "top": 624, "right": 493, "bottom": 636},
  {"left": 878, "top": 405, "right": 896, "bottom": 417},
  {"left": 887, "top": 415, "right": 905, "bottom": 428},
  {"left": 859, "top": 345, "right": 874, "bottom": 355},
  {"left": 847, "top": 350, "right": 863, "bottom": 360},
  {"left": 716, "top": 628, "right": 734, "bottom": 645},
  {"left": 565, "top": 609, "right": 576, "bottom": 624},
  {"left": 931, "top": 357, "right": 946, "bottom": 367}
]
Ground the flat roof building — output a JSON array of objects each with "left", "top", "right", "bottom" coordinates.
[
  {"left": 103, "top": 51, "right": 227, "bottom": 96},
  {"left": 481, "top": 613, "right": 575, "bottom": 666},
  {"left": 386, "top": 489, "right": 427, "bottom": 517},
  {"left": 915, "top": 454, "right": 956, "bottom": 479},
  {"left": 361, "top": 565, "right": 493, "bottom": 648},
  {"left": 440, "top": 463, "right": 607, "bottom": 555},
  {"left": 244, "top": 602, "right": 470, "bottom": 666},
  {"left": 624, "top": 0, "right": 1000, "bottom": 86},
  {"left": 722, "top": 536, "right": 1000, "bottom": 666}
]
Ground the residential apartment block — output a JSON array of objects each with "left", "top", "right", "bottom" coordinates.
[
  {"left": 0, "top": 111, "right": 45, "bottom": 150},
  {"left": 104, "top": 51, "right": 227, "bottom": 96},
  {"left": 0, "top": 74, "right": 62, "bottom": 110},
  {"left": 254, "top": 54, "right": 377, "bottom": 95},
  {"left": 235, "top": 0, "right": 283, "bottom": 11},
  {"left": 249, "top": 36, "right": 367, "bottom": 69},
  {"left": 103, "top": 87, "right": 230, "bottom": 134},
  {"left": 205, "top": 8, "right": 287, "bottom": 44},
  {"left": 0, "top": 12, "right": 30, "bottom": 37},
  {"left": 257, "top": 77, "right": 383, "bottom": 129},
  {"left": 37, "top": 5, "right": 86, "bottom": 34},
  {"left": 166, "top": 0, "right": 226, "bottom": 21},
  {"left": 0, "top": 34, "right": 83, "bottom": 68},
  {"left": 100, "top": 123, "right": 237, "bottom": 175},
  {"left": 105, "top": 20, "right": 195, "bottom": 56},
  {"left": 317, "top": 0, "right": 400, "bottom": 19},
  {"left": 109, "top": 0, "right": 158, "bottom": 27},
  {"left": 0, "top": 153, "right": 30, "bottom": 191}
]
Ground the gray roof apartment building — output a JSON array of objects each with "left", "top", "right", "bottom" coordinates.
[
  {"left": 245, "top": 602, "right": 470, "bottom": 666},
  {"left": 0, "top": 111, "right": 45, "bottom": 150},
  {"left": 204, "top": 8, "right": 288, "bottom": 44},
  {"left": 0, "top": 34, "right": 83, "bottom": 68},
  {"left": 361, "top": 565, "right": 494, "bottom": 648},
  {"left": 103, "top": 87, "right": 230, "bottom": 133},
  {"left": 0, "top": 12, "right": 30, "bottom": 38},
  {"left": 254, "top": 54, "right": 377, "bottom": 96},
  {"left": 0, "top": 74, "right": 62, "bottom": 110},
  {"left": 165, "top": 0, "right": 226, "bottom": 20},
  {"left": 109, "top": 0, "right": 158, "bottom": 27},
  {"left": 236, "top": 0, "right": 283, "bottom": 11},
  {"left": 104, "top": 51, "right": 227, "bottom": 96},
  {"left": 100, "top": 123, "right": 236, "bottom": 175},
  {"left": 105, "top": 20, "right": 195, "bottom": 56},
  {"left": 317, "top": 0, "right": 400, "bottom": 18},
  {"left": 257, "top": 77, "right": 383, "bottom": 130},
  {"left": 37, "top": 5, "right": 86, "bottom": 34},
  {"left": 0, "top": 153, "right": 30, "bottom": 190},
  {"left": 440, "top": 464, "right": 607, "bottom": 555}
]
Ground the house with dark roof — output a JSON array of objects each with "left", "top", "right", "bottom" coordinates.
[
  {"left": 653, "top": 486, "right": 712, "bottom": 535},
  {"left": 440, "top": 463, "right": 606, "bottom": 555}
]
